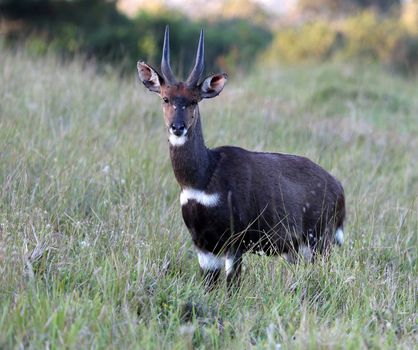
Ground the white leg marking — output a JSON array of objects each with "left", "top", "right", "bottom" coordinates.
[
  {"left": 283, "top": 253, "right": 296, "bottom": 264},
  {"left": 299, "top": 244, "right": 313, "bottom": 262},
  {"left": 197, "top": 250, "right": 224, "bottom": 271},
  {"left": 225, "top": 257, "right": 234, "bottom": 275},
  {"left": 335, "top": 228, "right": 344, "bottom": 245},
  {"left": 169, "top": 133, "right": 188, "bottom": 146},
  {"left": 180, "top": 188, "right": 221, "bottom": 206}
]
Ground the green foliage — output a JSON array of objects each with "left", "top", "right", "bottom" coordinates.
[
  {"left": 264, "top": 20, "right": 336, "bottom": 63},
  {"left": 265, "top": 9, "right": 418, "bottom": 74},
  {"left": 339, "top": 10, "right": 418, "bottom": 72},
  {"left": 298, "top": 0, "right": 402, "bottom": 15},
  {"left": 132, "top": 11, "right": 272, "bottom": 75},
  {"left": 1, "top": 48, "right": 417, "bottom": 349},
  {"left": 341, "top": 10, "right": 402, "bottom": 60},
  {"left": 389, "top": 34, "right": 418, "bottom": 73},
  {"left": 0, "top": 0, "right": 271, "bottom": 75},
  {"left": 2, "top": 1, "right": 417, "bottom": 75}
]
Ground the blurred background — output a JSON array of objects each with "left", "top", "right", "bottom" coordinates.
[{"left": 1, "top": 0, "right": 418, "bottom": 76}]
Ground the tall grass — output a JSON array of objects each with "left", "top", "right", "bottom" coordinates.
[{"left": 0, "top": 50, "right": 417, "bottom": 349}]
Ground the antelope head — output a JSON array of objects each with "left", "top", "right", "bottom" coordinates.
[{"left": 137, "top": 26, "right": 228, "bottom": 146}]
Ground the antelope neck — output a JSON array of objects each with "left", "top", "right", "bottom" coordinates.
[{"left": 169, "top": 109, "right": 214, "bottom": 188}]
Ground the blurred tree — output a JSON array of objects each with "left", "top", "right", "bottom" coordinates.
[
  {"left": 132, "top": 11, "right": 272, "bottom": 76},
  {"left": 263, "top": 20, "right": 336, "bottom": 63},
  {"left": 297, "top": 0, "right": 402, "bottom": 16},
  {"left": 341, "top": 10, "right": 402, "bottom": 59},
  {"left": 401, "top": 0, "right": 418, "bottom": 34},
  {"left": 0, "top": 0, "right": 272, "bottom": 74},
  {"left": 218, "top": 0, "right": 270, "bottom": 25}
]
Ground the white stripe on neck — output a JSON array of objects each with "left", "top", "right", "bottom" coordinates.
[
  {"left": 169, "top": 134, "right": 187, "bottom": 146},
  {"left": 180, "top": 188, "right": 220, "bottom": 206}
]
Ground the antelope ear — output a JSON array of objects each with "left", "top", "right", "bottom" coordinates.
[
  {"left": 137, "top": 61, "right": 164, "bottom": 93},
  {"left": 199, "top": 73, "right": 227, "bottom": 99}
]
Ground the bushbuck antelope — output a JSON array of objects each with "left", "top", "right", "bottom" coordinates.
[{"left": 137, "top": 27, "right": 345, "bottom": 291}]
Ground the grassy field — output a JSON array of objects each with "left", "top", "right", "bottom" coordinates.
[{"left": 0, "top": 49, "right": 417, "bottom": 349}]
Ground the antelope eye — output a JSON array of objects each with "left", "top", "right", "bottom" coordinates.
[{"left": 163, "top": 97, "right": 169, "bottom": 103}]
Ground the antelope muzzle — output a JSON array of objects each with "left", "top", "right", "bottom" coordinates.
[{"left": 169, "top": 121, "right": 187, "bottom": 137}]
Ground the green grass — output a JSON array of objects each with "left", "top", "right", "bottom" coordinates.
[{"left": 0, "top": 50, "right": 417, "bottom": 349}]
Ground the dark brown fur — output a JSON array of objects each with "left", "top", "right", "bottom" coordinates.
[
  {"left": 171, "top": 108, "right": 345, "bottom": 257},
  {"left": 137, "top": 27, "right": 345, "bottom": 291}
]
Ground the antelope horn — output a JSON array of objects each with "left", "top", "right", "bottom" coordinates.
[
  {"left": 186, "top": 29, "right": 204, "bottom": 87},
  {"left": 161, "top": 25, "right": 177, "bottom": 85}
]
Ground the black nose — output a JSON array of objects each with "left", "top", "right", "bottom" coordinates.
[{"left": 170, "top": 122, "right": 186, "bottom": 136}]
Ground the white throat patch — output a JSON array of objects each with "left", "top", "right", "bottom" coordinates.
[
  {"left": 169, "top": 133, "right": 188, "bottom": 146},
  {"left": 180, "top": 188, "right": 221, "bottom": 206}
]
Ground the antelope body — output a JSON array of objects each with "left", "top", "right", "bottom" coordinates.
[{"left": 137, "top": 27, "right": 345, "bottom": 290}]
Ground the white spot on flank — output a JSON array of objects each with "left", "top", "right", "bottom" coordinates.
[
  {"left": 169, "top": 133, "right": 187, "bottom": 146},
  {"left": 225, "top": 257, "right": 234, "bottom": 275},
  {"left": 197, "top": 250, "right": 224, "bottom": 271},
  {"left": 180, "top": 188, "right": 220, "bottom": 206},
  {"left": 335, "top": 228, "right": 344, "bottom": 245}
]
